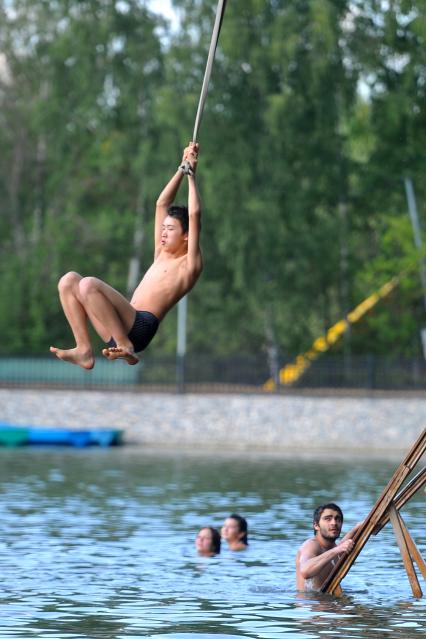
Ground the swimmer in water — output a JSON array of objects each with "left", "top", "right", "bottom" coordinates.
[
  {"left": 296, "top": 502, "right": 362, "bottom": 591},
  {"left": 195, "top": 527, "right": 221, "bottom": 556},
  {"left": 221, "top": 513, "right": 248, "bottom": 551}
]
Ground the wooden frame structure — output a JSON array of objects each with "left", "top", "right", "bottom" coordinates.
[{"left": 321, "top": 426, "right": 426, "bottom": 597}]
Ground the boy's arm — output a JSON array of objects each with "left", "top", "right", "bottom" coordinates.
[
  {"left": 154, "top": 168, "right": 185, "bottom": 258},
  {"left": 186, "top": 166, "right": 203, "bottom": 276},
  {"left": 154, "top": 142, "right": 199, "bottom": 258},
  {"left": 298, "top": 538, "right": 355, "bottom": 580},
  {"left": 297, "top": 541, "right": 338, "bottom": 580}
]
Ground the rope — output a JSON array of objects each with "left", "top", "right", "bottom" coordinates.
[
  {"left": 180, "top": 0, "right": 227, "bottom": 174},
  {"left": 192, "top": 0, "right": 228, "bottom": 143}
]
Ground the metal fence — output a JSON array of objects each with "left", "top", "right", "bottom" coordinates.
[
  {"left": 298, "top": 355, "right": 426, "bottom": 391},
  {"left": 1, "top": 354, "right": 426, "bottom": 392}
]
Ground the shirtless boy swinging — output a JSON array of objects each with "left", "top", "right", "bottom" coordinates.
[{"left": 50, "top": 142, "right": 202, "bottom": 368}]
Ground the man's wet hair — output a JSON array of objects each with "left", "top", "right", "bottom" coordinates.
[
  {"left": 313, "top": 503, "right": 343, "bottom": 534},
  {"left": 229, "top": 513, "right": 248, "bottom": 545},
  {"left": 167, "top": 205, "right": 188, "bottom": 234}
]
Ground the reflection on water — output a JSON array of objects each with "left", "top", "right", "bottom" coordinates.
[{"left": 0, "top": 447, "right": 425, "bottom": 637}]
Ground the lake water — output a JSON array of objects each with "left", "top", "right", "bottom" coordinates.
[{"left": 0, "top": 446, "right": 425, "bottom": 638}]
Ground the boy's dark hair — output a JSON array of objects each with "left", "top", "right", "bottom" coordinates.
[
  {"left": 167, "top": 205, "right": 189, "bottom": 234},
  {"left": 313, "top": 503, "right": 343, "bottom": 534},
  {"left": 229, "top": 513, "right": 248, "bottom": 545}
]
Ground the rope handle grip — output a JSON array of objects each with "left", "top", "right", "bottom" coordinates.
[{"left": 178, "top": 161, "right": 195, "bottom": 177}]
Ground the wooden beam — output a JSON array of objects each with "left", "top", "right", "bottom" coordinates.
[
  {"left": 389, "top": 504, "right": 422, "bottom": 597},
  {"left": 321, "top": 426, "right": 426, "bottom": 594},
  {"left": 398, "top": 513, "right": 426, "bottom": 581},
  {"left": 374, "top": 466, "right": 426, "bottom": 534}
]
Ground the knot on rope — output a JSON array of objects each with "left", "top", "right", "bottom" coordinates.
[{"left": 178, "top": 161, "right": 195, "bottom": 177}]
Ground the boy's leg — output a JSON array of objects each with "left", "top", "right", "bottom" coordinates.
[
  {"left": 50, "top": 272, "right": 138, "bottom": 368},
  {"left": 77, "top": 276, "right": 139, "bottom": 365},
  {"left": 50, "top": 271, "right": 96, "bottom": 369}
]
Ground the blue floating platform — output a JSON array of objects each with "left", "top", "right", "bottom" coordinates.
[
  {"left": 0, "top": 425, "right": 29, "bottom": 447},
  {"left": 0, "top": 423, "right": 123, "bottom": 448}
]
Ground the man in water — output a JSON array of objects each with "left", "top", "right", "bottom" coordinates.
[
  {"left": 50, "top": 141, "right": 202, "bottom": 368},
  {"left": 296, "top": 503, "right": 362, "bottom": 591}
]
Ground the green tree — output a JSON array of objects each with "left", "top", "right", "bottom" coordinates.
[
  {"left": 0, "top": 0, "right": 165, "bottom": 352},
  {"left": 170, "top": 0, "right": 360, "bottom": 361},
  {"left": 344, "top": 0, "right": 426, "bottom": 356},
  {"left": 1, "top": 0, "right": 425, "bottom": 364}
]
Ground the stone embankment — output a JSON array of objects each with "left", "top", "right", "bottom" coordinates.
[{"left": 1, "top": 388, "right": 426, "bottom": 455}]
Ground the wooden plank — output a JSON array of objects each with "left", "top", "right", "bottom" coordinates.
[
  {"left": 398, "top": 514, "right": 426, "bottom": 581},
  {"left": 321, "top": 426, "right": 426, "bottom": 594},
  {"left": 374, "top": 466, "right": 426, "bottom": 534},
  {"left": 389, "top": 505, "right": 422, "bottom": 597}
]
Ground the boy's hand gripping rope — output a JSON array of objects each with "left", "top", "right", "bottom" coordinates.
[{"left": 178, "top": 162, "right": 195, "bottom": 177}]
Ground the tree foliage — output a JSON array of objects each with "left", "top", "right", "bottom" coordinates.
[{"left": 0, "top": 0, "right": 425, "bottom": 360}]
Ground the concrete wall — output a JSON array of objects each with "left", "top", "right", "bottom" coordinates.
[{"left": 1, "top": 388, "right": 426, "bottom": 454}]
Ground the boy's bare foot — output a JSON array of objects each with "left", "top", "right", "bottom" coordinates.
[
  {"left": 102, "top": 346, "right": 139, "bottom": 366},
  {"left": 50, "top": 346, "right": 95, "bottom": 370}
]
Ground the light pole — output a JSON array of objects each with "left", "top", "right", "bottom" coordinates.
[{"left": 176, "top": 295, "right": 187, "bottom": 392}]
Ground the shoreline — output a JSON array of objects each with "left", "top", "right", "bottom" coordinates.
[{"left": 1, "top": 387, "right": 425, "bottom": 453}]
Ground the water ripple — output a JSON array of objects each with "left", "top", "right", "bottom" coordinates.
[{"left": 0, "top": 448, "right": 425, "bottom": 637}]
